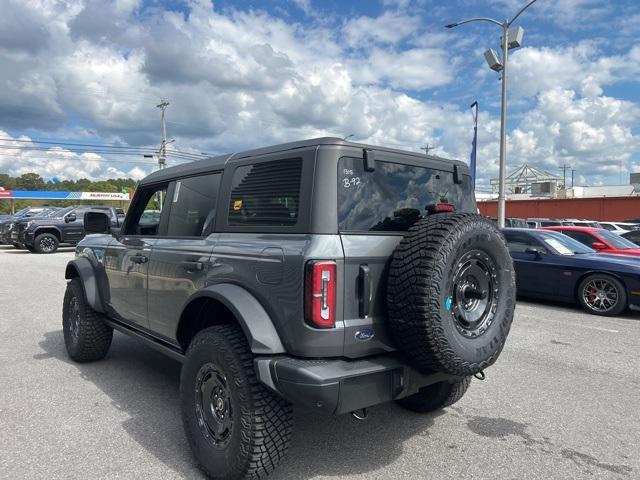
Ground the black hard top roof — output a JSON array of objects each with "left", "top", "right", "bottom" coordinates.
[{"left": 140, "top": 137, "right": 467, "bottom": 185}]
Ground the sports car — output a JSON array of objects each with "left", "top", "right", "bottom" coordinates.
[
  {"left": 503, "top": 228, "right": 640, "bottom": 316},
  {"left": 543, "top": 226, "right": 640, "bottom": 256}
]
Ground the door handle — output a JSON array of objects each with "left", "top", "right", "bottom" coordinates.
[
  {"left": 181, "top": 260, "right": 204, "bottom": 272},
  {"left": 358, "top": 264, "right": 371, "bottom": 318},
  {"left": 130, "top": 254, "right": 148, "bottom": 264}
]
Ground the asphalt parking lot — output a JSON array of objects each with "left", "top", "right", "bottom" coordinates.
[{"left": 1, "top": 246, "right": 639, "bottom": 480}]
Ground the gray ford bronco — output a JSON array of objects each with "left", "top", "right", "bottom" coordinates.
[{"left": 62, "top": 137, "right": 516, "bottom": 480}]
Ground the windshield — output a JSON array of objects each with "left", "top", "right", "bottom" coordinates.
[
  {"left": 337, "top": 157, "right": 476, "bottom": 232},
  {"left": 539, "top": 231, "right": 595, "bottom": 255},
  {"left": 51, "top": 206, "right": 76, "bottom": 218},
  {"left": 598, "top": 229, "right": 639, "bottom": 249}
]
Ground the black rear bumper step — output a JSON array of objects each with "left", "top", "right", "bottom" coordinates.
[{"left": 254, "top": 354, "right": 461, "bottom": 415}]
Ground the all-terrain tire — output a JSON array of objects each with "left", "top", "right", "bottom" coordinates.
[
  {"left": 180, "top": 325, "right": 293, "bottom": 480},
  {"left": 396, "top": 376, "right": 472, "bottom": 413},
  {"left": 387, "top": 212, "right": 516, "bottom": 376},
  {"left": 62, "top": 278, "right": 113, "bottom": 362},
  {"left": 577, "top": 274, "right": 627, "bottom": 316},
  {"left": 34, "top": 232, "right": 59, "bottom": 253},
  {"left": 25, "top": 244, "right": 36, "bottom": 252}
]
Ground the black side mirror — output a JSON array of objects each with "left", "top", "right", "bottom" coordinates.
[
  {"left": 525, "top": 247, "right": 542, "bottom": 258},
  {"left": 65, "top": 213, "right": 77, "bottom": 223},
  {"left": 85, "top": 212, "right": 110, "bottom": 234}
]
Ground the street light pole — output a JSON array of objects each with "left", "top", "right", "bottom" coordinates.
[
  {"left": 446, "top": 0, "right": 538, "bottom": 229},
  {"left": 498, "top": 20, "right": 509, "bottom": 229}
]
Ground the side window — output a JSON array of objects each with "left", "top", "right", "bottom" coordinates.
[
  {"left": 601, "top": 223, "right": 615, "bottom": 231},
  {"left": 504, "top": 232, "right": 546, "bottom": 254},
  {"left": 125, "top": 185, "right": 168, "bottom": 236},
  {"left": 166, "top": 173, "right": 222, "bottom": 237},
  {"left": 228, "top": 158, "right": 302, "bottom": 227},
  {"left": 562, "top": 231, "right": 593, "bottom": 247}
]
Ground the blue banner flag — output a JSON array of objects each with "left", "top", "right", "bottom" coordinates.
[{"left": 470, "top": 101, "right": 478, "bottom": 188}]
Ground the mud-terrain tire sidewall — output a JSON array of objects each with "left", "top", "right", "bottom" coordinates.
[
  {"left": 387, "top": 213, "right": 516, "bottom": 375},
  {"left": 396, "top": 376, "right": 472, "bottom": 413},
  {"left": 34, "top": 233, "right": 59, "bottom": 254},
  {"left": 180, "top": 325, "right": 292, "bottom": 480},
  {"left": 62, "top": 278, "right": 113, "bottom": 362},
  {"left": 577, "top": 274, "right": 627, "bottom": 316}
]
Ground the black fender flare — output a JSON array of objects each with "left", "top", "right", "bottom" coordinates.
[
  {"left": 34, "top": 225, "right": 63, "bottom": 241},
  {"left": 65, "top": 257, "right": 105, "bottom": 313},
  {"left": 181, "top": 284, "right": 285, "bottom": 354}
]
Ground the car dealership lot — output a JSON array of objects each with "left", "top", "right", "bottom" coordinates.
[{"left": 1, "top": 246, "right": 639, "bottom": 480}]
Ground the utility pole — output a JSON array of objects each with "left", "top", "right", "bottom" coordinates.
[
  {"left": 571, "top": 169, "right": 575, "bottom": 188},
  {"left": 559, "top": 164, "right": 571, "bottom": 189},
  {"left": 157, "top": 98, "right": 169, "bottom": 170},
  {"left": 421, "top": 144, "right": 433, "bottom": 157}
]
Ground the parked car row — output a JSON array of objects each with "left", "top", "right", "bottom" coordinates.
[
  {"left": 504, "top": 226, "right": 640, "bottom": 317},
  {"left": 0, "top": 205, "right": 125, "bottom": 253},
  {"left": 496, "top": 216, "right": 640, "bottom": 233}
]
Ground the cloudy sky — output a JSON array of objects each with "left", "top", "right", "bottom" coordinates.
[{"left": 0, "top": 0, "right": 638, "bottom": 190}]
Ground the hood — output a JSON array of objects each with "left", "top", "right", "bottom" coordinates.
[
  {"left": 581, "top": 252, "right": 640, "bottom": 268},
  {"left": 603, "top": 248, "right": 640, "bottom": 256}
]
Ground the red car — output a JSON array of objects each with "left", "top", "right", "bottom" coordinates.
[{"left": 542, "top": 226, "right": 640, "bottom": 256}]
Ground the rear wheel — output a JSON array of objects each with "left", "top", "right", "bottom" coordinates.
[
  {"left": 34, "top": 233, "right": 59, "bottom": 253},
  {"left": 578, "top": 274, "right": 626, "bottom": 316},
  {"left": 180, "top": 325, "right": 292, "bottom": 480},
  {"left": 396, "top": 377, "right": 472, "bottom": 413}
]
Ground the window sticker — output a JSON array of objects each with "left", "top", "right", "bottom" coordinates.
[
  {"left": 233, "top": 199, "right": 243, "bottom": 210},
  {"left": 544, "top": 237, "right": 573, "bottom": 255}
]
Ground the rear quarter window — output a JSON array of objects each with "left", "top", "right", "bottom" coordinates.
[
  {"left": 337, "top": 156, "right": 475, "bottom": 232},
  {"left": 227, "top": 158, "right": 302, "bottom": 227}
]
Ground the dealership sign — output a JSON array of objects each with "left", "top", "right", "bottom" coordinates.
[{"left": 0, "top": 190, "right": 131, "bottom": 200}]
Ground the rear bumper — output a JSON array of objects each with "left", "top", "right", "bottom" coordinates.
[{"left": 255, "top": 354, "right": 461, "bottom": 415}]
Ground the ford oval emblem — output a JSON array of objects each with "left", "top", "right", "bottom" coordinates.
[{"left": 355, "top": 329, "right": 375, "bottom": 342}]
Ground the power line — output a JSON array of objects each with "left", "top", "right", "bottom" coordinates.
[{"left": 0, "top": 137, "right": 206, "bottom": 159}]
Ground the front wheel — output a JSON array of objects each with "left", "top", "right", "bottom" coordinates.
[
  {"left": 396, "top": 377, "right": 472, "bottom": 413},
  {"left": 180, "top": 325, "right": 293, "bottom": 480},
  {"left": 34, "top": 233, "right": 59, "bottom": 253},
  {"left": 578, "top": 274, "right": 627, "bottom": 316},
  {"left": 62, "top": 278, "right": 113, "bottom": 362}
]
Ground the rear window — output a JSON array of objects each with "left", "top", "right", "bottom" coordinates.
[
  {"left": 228, "top": 158, "right": 302, "bottom": 226},
  {"left": 338, "top": 157, "right": 475, "bottom": 232}
]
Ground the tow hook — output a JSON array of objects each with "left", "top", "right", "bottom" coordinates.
[
  {"left": 474, "top": 370, "right": 486, "bottom": 381},
  {"left": 351, "top": 408, "right": 368, "bottom": 421}
]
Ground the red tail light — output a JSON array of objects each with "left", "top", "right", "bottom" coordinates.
[
  {"left": 304, "top": 261, "right": 336, "bottom": 328},
  {"left": 426, "top": 203, "right": 456, "bottom": 214}
]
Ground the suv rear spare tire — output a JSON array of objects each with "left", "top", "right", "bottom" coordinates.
[{"left": 387, "top": 212, "right": 515, "bottom": 376}]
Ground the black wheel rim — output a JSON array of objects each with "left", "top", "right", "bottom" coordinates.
[
  {"left": 69, "top": 296, "right": 81, "bottom": 342},
  {"left": 448, "top": 250, "right": 498, "bottom": 338},
  {"left": 583, "top": 278, "right": 618, "bottom": 313},
  {"left": 194, "top": 363, "right": 233, "bottom": 446},
  {"left": 39, "top": 237, "right": 55, "bottom": 252}
]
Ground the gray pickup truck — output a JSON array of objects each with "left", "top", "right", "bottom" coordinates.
[
  {"left": 63, "top": 137, "right": 515, "bottom": 480},
  {"left": 13, "top": 205, "right": 124, "bottom": 253}
]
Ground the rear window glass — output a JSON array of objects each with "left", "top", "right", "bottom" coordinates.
[
  {"left": 338, "top": 157, "right": 475, "bottom": 232},
  {"left": 228, "top": 158, "right": 302, "bottom": 226}
]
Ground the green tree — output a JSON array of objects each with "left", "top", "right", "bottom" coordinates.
[
  {"left": 0, "top": 173, "right": 16, "bottom": 190},
  {"left": 15, "top": 173, "right": 46, "bottom": 190},
  {"left": 90, "top": 181, "right": 118, "bottom": 192}
]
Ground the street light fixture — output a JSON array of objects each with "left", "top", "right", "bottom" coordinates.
[{"left": 446, "top": 0, "right": 538, "bottom": 229}]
